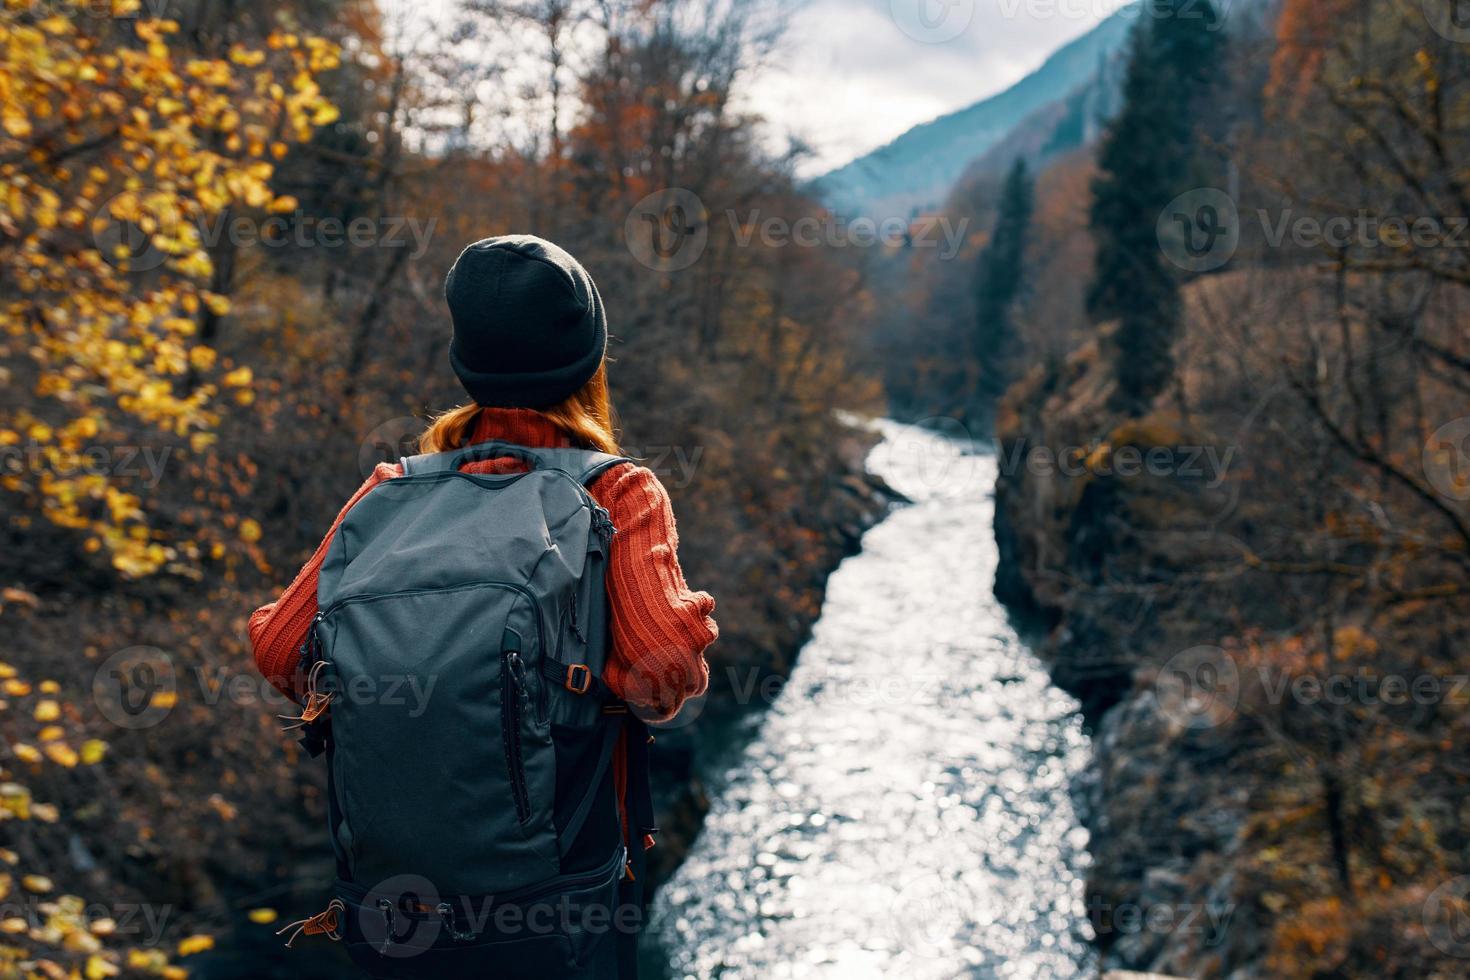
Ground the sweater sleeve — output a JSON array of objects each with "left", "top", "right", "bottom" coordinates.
[
  {"left": 594, "top": 464, "right": 717, "bottom": 723},
  {"left": 248, "top": 462, "right": 400, "bottom": 698}
]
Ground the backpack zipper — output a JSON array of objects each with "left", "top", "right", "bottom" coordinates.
[
  {"left": 319, "top": 580, "right": 547, "bottom": 674},
  {"left": 501, "top": 647, "right": 532, "bottom": 824}
]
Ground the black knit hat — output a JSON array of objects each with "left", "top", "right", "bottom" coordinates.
[{"left": 445, "top": 235, "right": 608, "bottom": 408}]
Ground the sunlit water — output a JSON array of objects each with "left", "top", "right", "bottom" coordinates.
[{"left": 652, "top": 420, "right": 1095, "bottom": 980}]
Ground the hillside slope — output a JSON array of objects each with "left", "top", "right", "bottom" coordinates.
[{"left": 810, "top": 9, "right": 1134, "bottom": 218}]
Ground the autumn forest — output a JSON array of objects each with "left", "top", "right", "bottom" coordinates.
[{"left": 1, "top": 0, "right": 1468, "bottom": 978}]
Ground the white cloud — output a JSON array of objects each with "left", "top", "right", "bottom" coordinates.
[
  {"left": 379, "top": 0, "right": 1112, "bottom": 177},
  {"left": 742, "top": 0, "right": 1112, "bottom": 176}
]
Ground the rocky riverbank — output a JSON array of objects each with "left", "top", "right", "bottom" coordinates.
[
  {"left": 990, "top": 331, "right": 1470, "bottom": 978},
  {"left": 0, "top": 415, "right": 903, "bottom": 978}
]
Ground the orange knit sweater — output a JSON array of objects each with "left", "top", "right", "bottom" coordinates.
[{"left": 248, "top": 407, "right": 716, "bottom": 723}]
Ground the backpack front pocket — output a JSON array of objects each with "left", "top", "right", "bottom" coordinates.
[{"left": 321, "top": 581, "right": 561, "bottom": 893}]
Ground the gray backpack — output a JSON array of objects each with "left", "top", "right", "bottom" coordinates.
[{"left": 288, "top": 440, "right": 656, "bottom": 978}]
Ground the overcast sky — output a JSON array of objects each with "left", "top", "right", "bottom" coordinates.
[
  {"left": 381, "top": 0, "right": 1115, "bottom": 178},
  {"left": 739, "top": 0, "right": 1113, "bottom": 176}
]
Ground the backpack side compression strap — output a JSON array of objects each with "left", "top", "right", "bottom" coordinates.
[{"left": 400, "top": 440, "right": 630, "bottom": 487}]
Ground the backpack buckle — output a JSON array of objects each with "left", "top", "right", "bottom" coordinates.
[{"left": 565, "top": 663, "right": 592, "bottom": 695}]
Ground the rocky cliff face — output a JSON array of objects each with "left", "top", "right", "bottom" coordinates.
[
  {"left": 991, "top": 272, "right": 1470, "bottom": 978},
  {"left": 991, "top": 341, "right": 1260, "bottom": 976}
]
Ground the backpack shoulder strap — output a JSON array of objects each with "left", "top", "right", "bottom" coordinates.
[
  {"left": 399, "top": 440, "right": 630, "bottom": 487},
  {"left": 397, "top": 450, "right": 446, "bottom": 476},
  {"left": 526, "top": 446, "right": 631, "bottom": 487}
]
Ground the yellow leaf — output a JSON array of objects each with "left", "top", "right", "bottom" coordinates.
[
  {"left": 247, "top": 908, "right": 277, "bottom": 924},
  {"left": 85, "top": 954, "right": 120, "bottom": 980},
  {"left": 238, "top": 519, "right": 262, "bottom": 543},
  {"left": 44, "top": 743, "right": 79, "bottom": 768},
  {"left": 22, "top": 875, "right": 52, "bottom": 893},
  {"left": 34, "top": 699, "right": 60, "bottom": 722},
  {"left": 80, "top": 740, "right": 108, "bottom": 765},
  {"left": 177, "top": 934, "right": 215, "bottom": 956},
  {"left": 2, "top": 107, "right": 31, "bottom": 139},
  {"left": 12, "top": 743, "right": 41, "bottom": 764}
]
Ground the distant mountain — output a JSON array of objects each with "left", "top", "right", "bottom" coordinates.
[
  {"left": 951, "top": 33, "right": 1128, "bottom": 194},
  {"left": 810, "top": 9, "right": 1136, "bottom": 219}
]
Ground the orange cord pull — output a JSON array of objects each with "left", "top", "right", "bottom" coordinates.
[
  {"left": 298, "top": 689, "right": 334, "bottom": 723},
  {"left": 276, "top": 898, "right": 344, "bottom": 948},
  {"left": 279, "top": 660, "right": 334, "bottom": 731}
]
